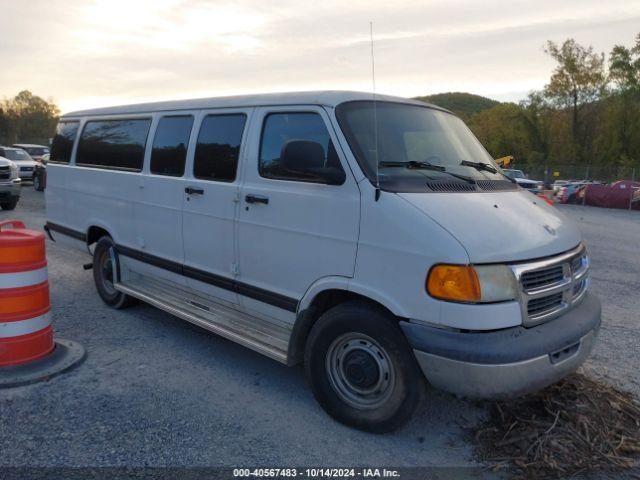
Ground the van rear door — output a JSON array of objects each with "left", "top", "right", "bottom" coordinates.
[{"left": 236, "top": 106, "right": 360, "bottom": 318}]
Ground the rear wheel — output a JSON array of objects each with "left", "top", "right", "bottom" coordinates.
[
  {"left": 305, "top": 301, "right": 424, "bottom": 432},
  {"left": 93, "top": 236, "right": 136, "bottom": 309},
  {"left": 0, "top": 198, "right": 18, "bottom": 210}
]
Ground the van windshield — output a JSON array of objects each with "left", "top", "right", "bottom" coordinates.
[{"left": 335, "top": 101, "right": 505, "bottom": 192}]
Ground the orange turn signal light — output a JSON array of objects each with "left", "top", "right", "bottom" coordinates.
[{"left": 427, "top": 265, "right": 481, "bottom": 302}]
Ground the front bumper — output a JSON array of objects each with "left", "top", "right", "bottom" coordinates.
[
  {"left": 0, "top": 180, "right": 21, "bottom": 200},
  {"left": 401, "top": 293, "right": 601, "bottom": 398}
]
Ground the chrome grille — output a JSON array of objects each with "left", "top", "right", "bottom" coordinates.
[
  {"left": 521, "top": 265, "right": 564, "bottom": 290},
  {"left": 511, "top": 245, "right": 589, "bottom": 326},
  {"left": 0, "top": 166, "right": 10, "bottom": 180},
  {"left": 527, "top": 292, "right": 563, "bottom": 316}
]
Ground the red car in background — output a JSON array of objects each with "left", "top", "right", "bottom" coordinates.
[{"left": 578, "top": 180, "right": 640, "bottom": 210}]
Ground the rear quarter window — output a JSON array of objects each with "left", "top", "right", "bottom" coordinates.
[
  {"left": 150, "top": 115, "right": 194, "bottom": 177},
  {"left": 77, "top": 119, "right": 151, "bottom": 171},
  {"left": 50, "top": 121, "right": 80, "bottom": 164}
]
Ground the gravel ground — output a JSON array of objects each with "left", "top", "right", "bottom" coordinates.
[
  {"left": 558, "top": 204, "right": 640, "bottom": 397},
  {"left": 0, "top": 188, "right": 638, "bottom": 474}
]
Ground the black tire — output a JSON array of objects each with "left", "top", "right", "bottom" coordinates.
[
  {"left": 93, "top": 236, "right": 136, "bottom": 309},
  {"left": 304, "top": 301, "right": 424, "bottom": 433},
  {"left": 34, "top": 174, "right": 43, "bottom": 191},
  {"left": 0, "top": 198, "right": 18, "bottom": 210}
]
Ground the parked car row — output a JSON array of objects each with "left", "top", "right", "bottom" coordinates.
[
  {"left": 0, "top": 143, "right": 50, "bottom": 193},
  {"left": 554, "top": 180, "right": 602, "bottom": 204}
]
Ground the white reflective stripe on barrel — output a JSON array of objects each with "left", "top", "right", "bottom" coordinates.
[
  {"left": 0, "top": 312, "right": 51, "bottom": 338},
  {"left": 0, "top": 267, "right": 48, "bottom": 289}
]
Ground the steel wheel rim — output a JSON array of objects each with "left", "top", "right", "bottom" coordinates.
[
  {"left": 99, "top": 248, "right": 117, "bottom": 296},
  {"left": 326, "top": 332, "right": 396, "bottom": 410}
]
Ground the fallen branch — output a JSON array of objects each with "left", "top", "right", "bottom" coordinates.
[{"left": 472, "top": 373, "right": 640, "bottom": 478}]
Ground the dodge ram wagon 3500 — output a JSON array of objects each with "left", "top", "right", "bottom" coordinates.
[{"left": 44, "top": 91, "right": 600, "bottom": 432}]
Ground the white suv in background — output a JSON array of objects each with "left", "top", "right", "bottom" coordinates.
[
  {"left": 503, "top": 168, "right": 544, "bottom": 193},
  {"left": 0, "top": 156, "right": 21, "bottom": 210},
  {"left": 0, "top": 147, "right": 38, "bottom": 181}
]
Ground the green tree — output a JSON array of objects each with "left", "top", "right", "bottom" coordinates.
[
  {"left": 468, "top": 103, "right": 531, "bottom": 161},
  {"left": 0, "top": 105, "right": 12, "bottom": 144},
  {"left": 519, "top": 91, "right": 554, "bottom": 162},
  {"left": 609, "top": 34, "right": 640, "bottom": 91},
  {"left": 606, "top": 34, "right": 640, "bottom": 161},
  {"left": 417, "top": 92, "right": 500, "bottom": 120},
  {"left": 543, "top": 39, "right": 607, "bottom": 161},
  {"left": 1, "top": 90, "right": 60, "bottom": 144}
]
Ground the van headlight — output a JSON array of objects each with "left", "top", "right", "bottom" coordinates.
[{"left": 427, "top": 264, "right": 518, "bottom": 303}]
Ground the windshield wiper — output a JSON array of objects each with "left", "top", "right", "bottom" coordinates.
[
  {"left": 460, "top": 160, "right": 498, "bottom": 174},
  {"left": 379, "top": 161, "right": 475, "bottom": 183},
  {"left": 379, "top": 160, "right": 445, "bottom": 171}
]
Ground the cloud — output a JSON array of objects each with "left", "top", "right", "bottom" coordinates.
[{"left": 0, "top": 0, "right": 638, "bottom": 112}]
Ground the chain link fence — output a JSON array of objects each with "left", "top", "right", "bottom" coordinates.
[{"left": 513, "top": 164, "right": 638, "bottom": 186}]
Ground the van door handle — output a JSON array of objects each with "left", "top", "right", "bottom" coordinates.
[
  {"left": 245, "top": 194, "right": 269, "bottom": 205},
  {"left": 185, "top": 186, "right": 204, "bottom": 195}
]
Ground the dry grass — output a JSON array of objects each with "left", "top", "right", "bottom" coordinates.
[{"left": 473, "top": 373, "right": 640, "bottom": 479}]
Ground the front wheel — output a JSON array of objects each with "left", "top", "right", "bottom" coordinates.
[
  {"left": 93, "top": 236, "right": 136, "bottom": 309},
  {"left": 305, "top": 301, "right": 424, "bottom": 432}
]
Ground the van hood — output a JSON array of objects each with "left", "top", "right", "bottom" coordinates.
[{"left": 398, "top": 191, "right": 582, "bottom": 263}]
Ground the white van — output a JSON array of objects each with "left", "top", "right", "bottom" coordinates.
[{"left": 45, "top": 91, "right": 600, "bottom": 432}]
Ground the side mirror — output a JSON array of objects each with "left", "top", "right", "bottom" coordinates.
[{"left": 281, "top": 140, "right": 345, "bottom": 185}]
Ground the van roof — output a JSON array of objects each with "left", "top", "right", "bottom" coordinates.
[{"left": 62, "top": 90, "right": 447, "bottom": 118}]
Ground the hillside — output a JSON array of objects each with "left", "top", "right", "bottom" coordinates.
[{"left": 415, "top": 92, "right": 501, "bottom": 117}]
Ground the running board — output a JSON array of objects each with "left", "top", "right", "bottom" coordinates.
[{"left": 114, "top": 275, "right": 291, "bottom": 364}]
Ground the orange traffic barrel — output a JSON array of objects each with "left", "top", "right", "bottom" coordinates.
[
  {"left": 0, "top": 220, "right": 85, "bottom": 388},
  {"left": 0, "top": 220, "right": 53, "bottom": 366}
]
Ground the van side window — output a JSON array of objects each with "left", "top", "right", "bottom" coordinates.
[
  {"left": 193, "top": 114, "right": 246, "bottom": 182},
  {"left": 150, "top": 115, "right": 193, "bottom": 177},
  {"left": 50, "top": 121, "right": 80, "bottom": 164},
  {"left": 77, "top": 119, "right": 151, "bottom": 171},
  {"left": 259, "top": 112, "right": 342, "bottom": 182}
]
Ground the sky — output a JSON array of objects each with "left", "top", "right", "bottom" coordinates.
[{"left": 1, "top": 0, "right": 639, "bottom": 113}]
